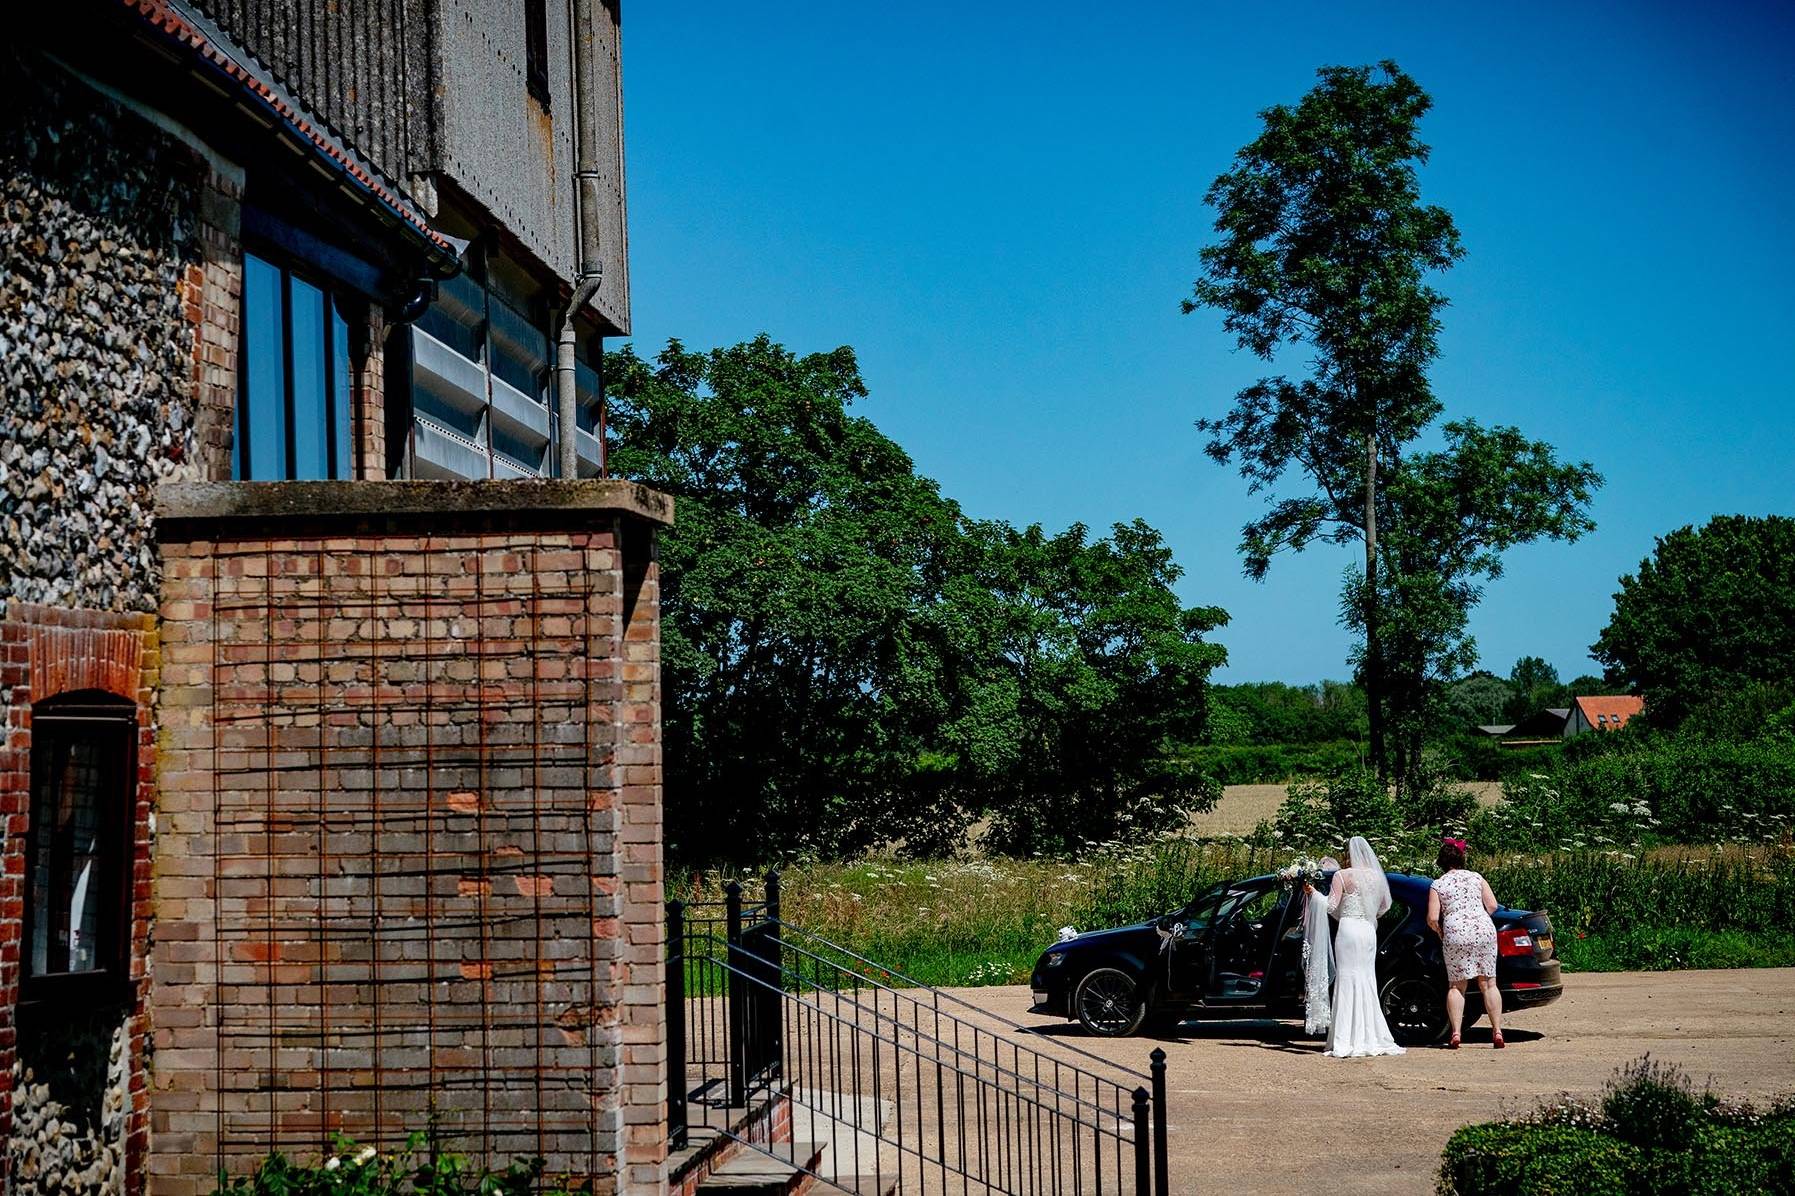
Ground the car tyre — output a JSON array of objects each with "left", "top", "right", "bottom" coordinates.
[
  {"left": 1380, "top": 972, "right": 1450, "bottom": 1046},
  {"left": 1074, "top": 968, "right": 1147, "bottom": 1037}
]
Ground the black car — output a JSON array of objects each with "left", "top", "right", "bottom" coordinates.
[{"left": 1029, "top": 870, "right": 1562, "bottom": 1043}]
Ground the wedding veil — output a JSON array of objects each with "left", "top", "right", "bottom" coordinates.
[{"left": 1347, "top": 835, "right": 1392, "bottom": 917}]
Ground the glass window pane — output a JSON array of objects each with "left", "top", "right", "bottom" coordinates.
[
  {"left": 239, "top": 254, "right": 287, "bottom": 480},
  {"left": 289, "top": 277, "right": 329, "bottom": 481},
  {"left": 28, "top": 730, "right": 111, "bottom": 976},
  {"left": 331, "top": 304, "right": 353, "bottom": 479}
]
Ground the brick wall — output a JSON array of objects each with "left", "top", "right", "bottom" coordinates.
[{"left": 150, "top": 482, "right": 668, "bottom": 1195}]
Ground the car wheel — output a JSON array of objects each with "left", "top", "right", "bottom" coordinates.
[
  {"left": 1074, "top": 968, "right": 1147, "bottom": 1037},
  {"left": 1380, "top": 973, "right": 1449, "bottom": 1046}
]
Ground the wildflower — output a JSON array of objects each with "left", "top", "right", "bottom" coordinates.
[
  {"left": 354, "top": 1146, "right": 377, "bottom": 1165},
  {"left": 325, "top": 1157, "right": 341, "bottom": 1172}
]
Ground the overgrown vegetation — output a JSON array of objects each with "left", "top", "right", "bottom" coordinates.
[
  {"left": 674, "top": 842, "right": 1795, "bottom": 987},
  {"left": 1438, "top": 1056, "right": 1795, "bottom": 1194}
]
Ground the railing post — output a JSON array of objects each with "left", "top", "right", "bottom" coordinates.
[
  {"left": 1150, "top": 1049, "right": 1169, "bottom": 1196},
  {"left": 1132, "top": 1086, "right": 1151, "bottom": 1196},
  {"left": 724, "top": 880, "right": 747, "bottom": 1108},
  {"left": 666, "top": 901, "right": 688, "bottom": 1149},
  {"left": 763, "top": 869, "right": 784, "bottom": 1079}
]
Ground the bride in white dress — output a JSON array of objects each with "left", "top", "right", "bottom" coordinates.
[{"left": 1316, "top": 836, "right": 1405, "bottom": 1058}]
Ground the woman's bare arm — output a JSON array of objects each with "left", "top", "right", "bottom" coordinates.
[
  {"left": 1426, "top": 886, "right": 1442, "bottom": 936},
  {"left": 1480, "top": 876, "right": 1498, "bottom": 916}
]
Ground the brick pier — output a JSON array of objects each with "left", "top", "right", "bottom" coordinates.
[{"left": 148, "top": 480, "right": 671, "bottom": 1194}]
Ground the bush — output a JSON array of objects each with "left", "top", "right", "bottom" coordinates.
[
  {"left": 1179, "top": 740, "right": 1362, "bottom": 785},
  {"left": 1473, "top": 733, "right": 1795, "bottom": 850},
  {"left": 1600, "top": 1056, "right": 1704, "bottom": 1152},
  {"left": 1438, "top": 1123, "right": 1638, "bottom": 1195},
  {"left": 211, "top": 1134, "right": 564, "bottom": 1196},
  {"left": 1264, "top": 766, "right": 1402, "bottom": 849},
  {"left": 1438, "top": 1058, "right": 1795, "bottom": 1195}
]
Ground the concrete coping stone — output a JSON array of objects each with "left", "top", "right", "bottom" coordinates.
[{"left": 154, "top": 480, "right": 674, "bottom": 538}]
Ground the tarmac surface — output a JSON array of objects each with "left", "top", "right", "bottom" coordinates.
[{"left": 957, "top": 967, "right": 1795, "bottom": 1194}]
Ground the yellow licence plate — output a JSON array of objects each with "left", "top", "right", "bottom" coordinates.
[{"left": 1535, "top": 936, "right": 1553, "bottom": 954}]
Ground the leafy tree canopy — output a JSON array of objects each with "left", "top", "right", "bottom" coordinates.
[
  {"left": 608, "top": 336, "right": 1228, "bottom": 863},
  {"left": 1593, "top": 514, "right": 1795, "bottom": 727}
]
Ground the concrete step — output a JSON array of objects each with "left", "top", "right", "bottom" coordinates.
[{"left": 696, "top": 1141, "right": 824, "bottom": 1194}]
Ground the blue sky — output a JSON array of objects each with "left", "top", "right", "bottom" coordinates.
[{"left": 617, "top": 1, "right": 1795, "bottom": 685}]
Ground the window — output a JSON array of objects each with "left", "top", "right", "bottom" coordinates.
[
  {"left": 525, "top": 0, "right": 550, "bottom": 107},
  {"left": 23, "top": 693, "right": 137, "bottom": 1003},
  {"left": 236, "top": 251, "right": 355, "bottom": 480}
]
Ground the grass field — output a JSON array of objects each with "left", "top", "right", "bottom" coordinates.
[
  {"left": 1189, "top": 781, "right": 1505, "bottom": 836},
  {"left": 671, "top": 841, "right": 1795, "bottom": 988}
]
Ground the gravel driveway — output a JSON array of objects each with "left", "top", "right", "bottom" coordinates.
[{"left": 953, "top": 968, "right": 1795, "bottom": 1194}]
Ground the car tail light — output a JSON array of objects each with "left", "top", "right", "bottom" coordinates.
[{"left": 1498, "top": 928, "right": 1535, "bottom": 957}]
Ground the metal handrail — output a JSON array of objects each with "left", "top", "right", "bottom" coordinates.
[
  {"left": 667, "top": 872, "right": 1168, "bottom": 1195},
  {"left": 769, "top": 917, "right": 1151, "bottom": 1086},
  {"left": 674, "top": 930, "right": 1157, "bottom": 1195}
]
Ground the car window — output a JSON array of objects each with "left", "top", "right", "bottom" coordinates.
[
  {"left": 1232, "top": 886, "right": 1280, "bottom": 926},
  {"left": 1379, "top": 896, "right": 1408, "bottom": 935},
  {"left": 1177, "top": 888, "right": 1226, "bottom": 934}
]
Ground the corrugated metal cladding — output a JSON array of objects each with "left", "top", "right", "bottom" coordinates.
[
  {"left": 587, "top": 0, "right": 627, "bottom": 335},
  {"left": 434, "top": 0, "right": 629, "bottom": 335},
  {"left": 191, "top": 0, "right": 435, "bottom": 187},
  {"left": 188, "top": 0, "right": 630, "bottom": 336}
]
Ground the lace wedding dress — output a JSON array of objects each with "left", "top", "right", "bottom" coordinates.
[{"left": 1323, "top": 838, "right": 1405, "bottom": 1058}]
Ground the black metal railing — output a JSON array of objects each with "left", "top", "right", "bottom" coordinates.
[{"left": 667, "top": 873, "right": 1171, "bottom": 1195}]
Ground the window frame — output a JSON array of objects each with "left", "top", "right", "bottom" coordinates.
[
  {"left": 234, "top": 246, "right": 358, "bottom": 482},
  {"left": 20, "top": 691, "right": 139, "bottom": 1009}
]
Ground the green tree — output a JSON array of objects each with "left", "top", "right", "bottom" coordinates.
[
  {"left": 608, "top": 336, "right": 1230, "bottom": 862},
  {"left": 1444, "top": 672, "right": 1514, "bottom": 728},
  {"left": 1592, "top": 515, "right": 1795, "bottom": 727},
  {"left": 1505, "top": 655, "right": 1564, "bottom": 721},
  {"left": 955, "top": 519, "right": 1229, "bottom": 854},
  {"left": 607, "top": 336, "right": 967, "bottom": 861},
  {"left": 1184, "top": 61, "right": 1464, "bottom": 775},
  {"left": 1341, "top": 421, "right": 1600, "bottom": 782}
]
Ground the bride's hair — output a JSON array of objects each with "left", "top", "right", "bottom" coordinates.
[{"left": 1347, "top": 836, "right": 1392, "bottom": 917}]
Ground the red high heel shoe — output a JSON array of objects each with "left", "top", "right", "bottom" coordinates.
[
  {"left": 1492, "top": 1031, "right": 1506, "bottom": 1049},
  {"left": 1447, "top": 1032, "right": 1461, "bottom": 1050}
]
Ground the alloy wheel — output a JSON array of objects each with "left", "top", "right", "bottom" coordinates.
[
  {"left": 1381, "top": 973, "right": 1449, "bottom": 1045},
  {"left": 1075, "top": 968, "right": 1146, "bottom": 1037}
]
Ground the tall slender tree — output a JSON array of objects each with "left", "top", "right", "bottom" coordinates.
[{"left": 1185, "top": 61, "right": 1463, "bottom": 775}]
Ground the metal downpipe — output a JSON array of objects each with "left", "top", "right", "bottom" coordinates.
[{"left": 555, "top": 0, "right": 604, "bottom": 479}]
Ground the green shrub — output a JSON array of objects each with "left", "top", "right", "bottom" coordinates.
[
  {"left": 1675, "top": 1118, "right": 1795, "bottom": 1194},
  {"left": 1475, "top": 733, "right": 1795, "bottom": 850},
  {"left": 1600, "top": 1056, "right": 1704, "bottom": 1152},
  {"left": 1266, "top": 766, "right": 1402, "bottom": 849},
  {"left": 1555, "top": 928, "right": 1795, "bottom": 973},
  {"left": 1439, "top": 1059, "right": 1795, "bottom": 1195},
  {"left": 1438, "top": 1123, "right": 1638, "bottom": 1195},
  {"left": 1179, "top": 740, "right": 1362, "bottom": 785},
  {"left": 211, "top": 1133, "right": 564, "bottom": 1196}
]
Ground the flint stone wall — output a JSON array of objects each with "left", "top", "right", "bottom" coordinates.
[
  {"left": 0, "top": 47, "right": 212, "bottom": 1196},
  {"left": 0, "top": 46, "right": 208, "bottom": 615}
]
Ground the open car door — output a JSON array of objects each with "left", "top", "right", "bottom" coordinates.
[{"left": 1164, "top": 881, "right": 1297, "bottom": 1008}]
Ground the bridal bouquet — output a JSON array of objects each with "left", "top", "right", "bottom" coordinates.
[{"left": 1277, "top": 857, "right": 1326, "bottom": 887}]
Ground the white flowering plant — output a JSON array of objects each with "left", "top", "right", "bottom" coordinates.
[{"left": 210, "top": 1129, "right": 574, "bottom": 1195}]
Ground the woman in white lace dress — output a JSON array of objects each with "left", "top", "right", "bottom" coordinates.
[
  {"left": 1426, "top": 837, "right": 1504, "bottom": 1050},
  {"left": 1317, "top": 837, "right": 1404, "bottom": 1058}
]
